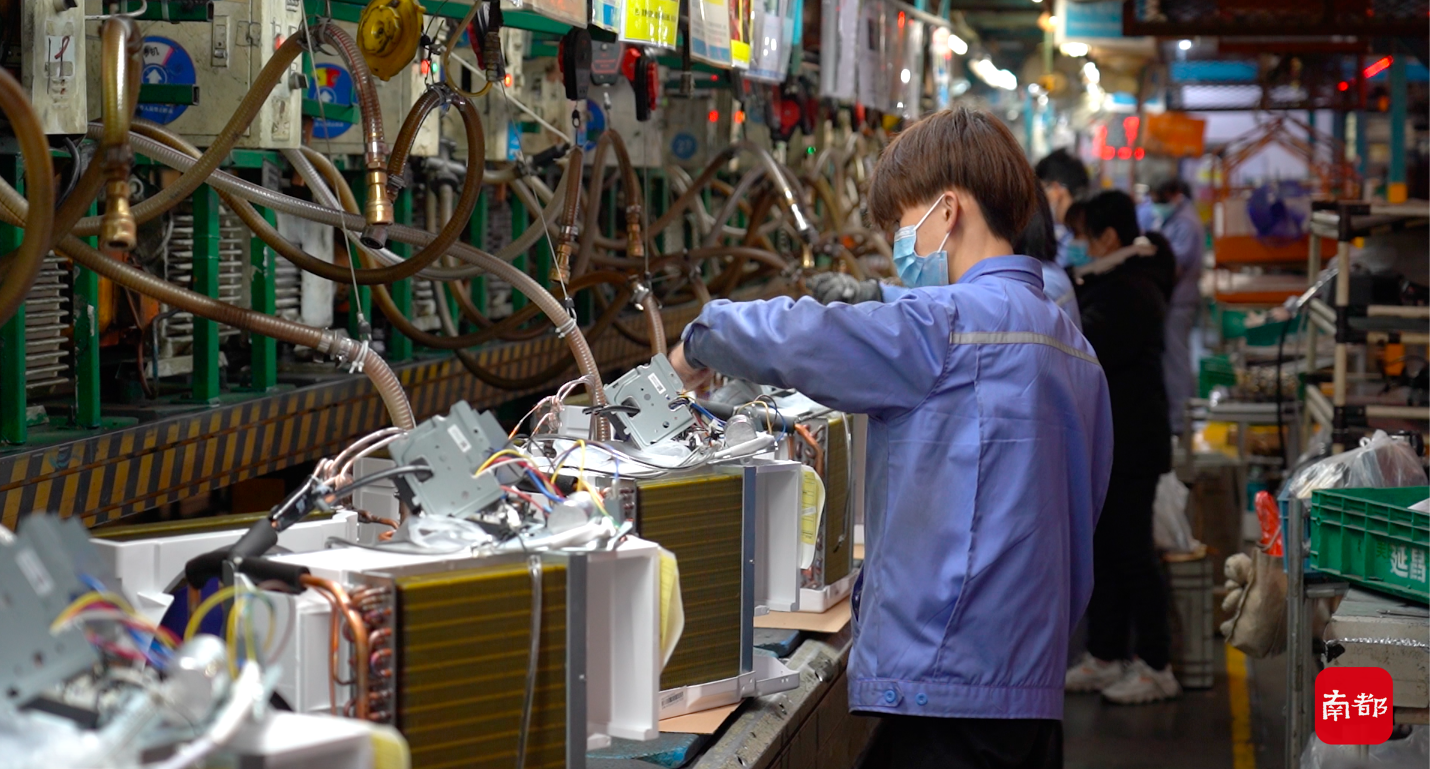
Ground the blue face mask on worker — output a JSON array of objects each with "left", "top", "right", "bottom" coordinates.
[
  {"left": 1064, "top": 239, "right": 1091, "bottom": 268},
  {"left": 1152, "top": 202, "right": 1175, "bottom": 222},
  {"left": 892, "top": 196, "right": 952, "bottom": 288}
]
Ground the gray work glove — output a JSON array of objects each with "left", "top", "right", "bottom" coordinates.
[{"left": 806, "top": 272, "right": 883, "bottom": 305}]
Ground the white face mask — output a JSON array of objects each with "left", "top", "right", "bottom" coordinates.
[{"left": 891, "top": 196, "right": 952, "bottom": 288}]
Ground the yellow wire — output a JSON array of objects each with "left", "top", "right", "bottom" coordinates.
[
  {"left": 185, "top": 585, "right": 242, "bottom": 642},
  {"left": 476, "top": 448, "right": 532, "bottom": 476},
  {"left": 51, "top": 590, "right": 137, "bottom": 630}
]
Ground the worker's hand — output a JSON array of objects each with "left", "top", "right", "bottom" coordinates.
[
  {"left": 669, "top": 342, "right": 713, "bottom": 391},
  {"left": 805, "top": 272, "right": 883, "bottom": 305}
]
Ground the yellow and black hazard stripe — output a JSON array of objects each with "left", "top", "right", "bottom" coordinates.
[{"left": 0, "top": 305, "right": 699, "bottom": 531}]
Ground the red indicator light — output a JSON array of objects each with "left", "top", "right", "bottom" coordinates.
[
  {"left": 734, "top": 110, "right": 746, "bottom": 124},
  {"left": 1101, "top": 146, "right": 1115, "bottom": 160},
  {"left": 1134, "top": 148, "right": 1145, "bottom": 160},
  {"left": 1363, "top": 57, "right": 1391, "bottom": 78},
  {"left": 708, "top": 110, "right": 719, "bottom": 123},
  {"left": 1117, "top": 147, "right": 1132, "bottom": 160},
  {"left": 1337, "top": 81, "right": 1350, "bottom": 91},
  {"left": 503, "top": 73, "right": 514, "bottom": 88}
]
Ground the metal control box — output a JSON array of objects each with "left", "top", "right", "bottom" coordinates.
[
  {"left": 21, "top": 0, "right": 87, "bottom": 134},
  {"left": 310, "top": 23, "right": 441, "bottom": 159},
  {"left": 603, "top": 354, "right": 695, "bottom": 449},
  {"left": 87, "top": 0, "right": 305, "bottom": 148},
  {"left": 387, "top": 401, "right": 511, "bottom": 518}
]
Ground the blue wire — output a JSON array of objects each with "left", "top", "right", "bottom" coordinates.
[{"left": 78, "top": 573, "right": 168, "bottom": 669}]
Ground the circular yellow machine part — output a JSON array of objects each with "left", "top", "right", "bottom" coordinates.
[{"left": 358, "top": 0, "right": 424, "bottom": 81}]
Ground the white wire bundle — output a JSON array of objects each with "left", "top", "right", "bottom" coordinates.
[{"left": 406, "top": 515, "right": 495, "bottom": 551}]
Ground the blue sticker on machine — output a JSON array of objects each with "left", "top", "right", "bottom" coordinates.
[
  {"left": 670, "top": 132, "right": 697, "bottom": 160},
  {"left": 581, "top": 99, "right": 607, "bottom": 152},
  {"left": 137, "top": 36, "right": 196, "bottom": 125},
  {"left": 307, "top": 63, "right": 355, "bottom": 139}
]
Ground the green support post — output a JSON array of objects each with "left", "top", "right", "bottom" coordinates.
[
  {"left": 0, "top": 155, "right": 24, "bottom": 443},
  {"left": 74, "top": 202, "right": 102, "bottom": 427},
  {"left": 388, "top": 189, "right": 414, "bottom": 361},
  {"left": 510, "top": 193, "right": 528, "bottom": 311},
  {"left": 1388, "top": 56, "right": 1407, "bottom": 203},
  {"left": 191, "top": 185, "right": 221, "bottom": 403},
  {"left": 469, "top": 194, "right": 489, "bottom": 321},
  {"left": 347, "top": 175, "right": 372, "bottom": 338},
  {"left": 248, "top": 205, "right": 278, "bottom": 392}
]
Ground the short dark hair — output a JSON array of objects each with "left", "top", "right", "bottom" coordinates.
[
  {"left": 1014, "top": 190, "right": 1058, "bottom": 263},
  {"left": 1082, "top": 190, "right": 1141, "bottom": 247},
  {"left": 1034, "top": 149, "right": 1090, "bottom": 197},
  {"left": 868, "top": 107, "right": 1040, "bottom": 244},
  {"left": 1064, "top": 200, "right": 1087, "bottom": 238},
  {"left": 1154, "top": 178, "right": 1192, "bottom": 202}
]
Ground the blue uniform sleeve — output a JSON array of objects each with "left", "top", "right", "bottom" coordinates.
[
  {"left": 1162, "top": 212, "right": 1203, "bottom": 277},
  {"left": 681, "top": 295, "right": 951, "bottom": 418},
  {"left": 879, "top": 284, "right": 910, "bottom": 302}
]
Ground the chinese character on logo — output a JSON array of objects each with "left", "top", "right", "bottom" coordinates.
[
  {"left": 1316, "top": 667, "right": 1394, "bottom": 745},
  {"left": 1352, "top": 693, "right": 1389, "bottom": 717},
  {"left": 1322, "top": 690, "right": 1350, "bottom": 721},
  {"left": 1410, "top": 549, "right": 1427, "bottom": 585}
]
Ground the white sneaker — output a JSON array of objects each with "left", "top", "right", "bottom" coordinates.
[
  {"left": 1064, "top": 653, "right": 1126, "bottom": 693},
  {"left": 1101, "top": 659, "right": 1182, "bottom": 704}
]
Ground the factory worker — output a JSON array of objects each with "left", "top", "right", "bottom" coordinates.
[
  {"left": 1064, "top": 190, "right": 1181, "bottom": 705},
  {"left": 1152, "top": 177, "right": 1206, "bottom": 434},
  {"left": 1034, "top": 148, "right": 1092, "bottom": 268},
  {"left": 807, "top": 188, "right": 1083, "bottom": 330},
  {"left": 669, "top": 107, "right": 1114, "bottom": 769}
]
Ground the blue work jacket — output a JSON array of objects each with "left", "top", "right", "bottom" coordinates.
[
  {"left": 682, "top": 256, "right": 1114, "bottom": 720},
  {"left": 1160, "top": 199, "right": 1206, "bottom": 309},
  {"left": 883, "top": 262, "right": 1081, "bottom": 331}
]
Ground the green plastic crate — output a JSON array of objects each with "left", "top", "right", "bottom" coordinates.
[
  {"left": 1309, "top": 487, "right": 1430, "bottom": 604},
  {"left": 1198, "top": 355, "right": 1238, "bottom": 398}
]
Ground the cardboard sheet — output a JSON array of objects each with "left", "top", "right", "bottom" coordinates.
[
  {"left": 753, "top": 597, "right": 850, "bottom": 633},
  {"left": 659, "top": 703, "right": 741, "bottom": 734}
]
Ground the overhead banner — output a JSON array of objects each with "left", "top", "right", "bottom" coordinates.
[
  {"left": 856, "top": 1, "right": 888, "bottom": 110},
  {"left": 729, "top": 0, "right": 753, "bottom": 68},
  {"left": 621, "top": 0, "right": 679, "bottom": 48},
  {"left": 690, "top": 0, "right": 733, "bottom": 66},
  {"left": 746, "top": 0, "right": 793, "bottom": 82},
  {"left": 818, "top": 0, "right": 857, "bottom": 100}
]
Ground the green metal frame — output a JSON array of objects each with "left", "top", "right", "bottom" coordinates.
[
  {"left": 139, "top": 83, "right": 201, "bottom": 105},
  {"left": 0, "top": 155, "right": 24, "bottom": 443},
  {"left": 74, "top": 202, "right": 102, "bottom": 427},
  {"left": 389, "top": 190, "right": 414, "bottom": 361},
  {"left": 191, "top": 186, "right": 222, "bottom": 403},
  {"left": 249, "top": 205, "right": 279, "bottom": 392}
]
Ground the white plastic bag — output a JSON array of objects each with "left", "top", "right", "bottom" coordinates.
[
  {"left": 1153, "top": 472, "right": 1200, "bottom": 553},
  {"left": 1283, "top": 431, "right": 1427, "bottom": 500},
  {"left": 1301, "top": 726, "right": 1429, "bottom": 768}
]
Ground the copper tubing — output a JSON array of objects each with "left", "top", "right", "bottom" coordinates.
[
  {"left": 385, "top": 88, "right": 442, "bottom": 197},
  {"left": 98, "top": 18, "right": 142, "bottom": 251},
  {"left": 640, "top": 290, "right": 666, "bottom": 355},
  {"left": 551, "top": 146, "right": 585, "bottom": 283},
  {"left": 43, "top": 228, "right": 413, "bottom": 429},
  {"left": 436, "top": 273, "right": 637, "bottom": 392},
  {"left": 388, "top": 92, "right": 483, "bottom": 272},
  {"left": 314, "top": 21, "right": 392, "bottom": 245},
  {"left": 301, "top": 575, "right": 370, "bottom": 721},
  {"left": 0, "top": 68, "right": 55, "bottom": 329}
]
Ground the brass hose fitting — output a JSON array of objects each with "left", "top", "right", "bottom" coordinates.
[
  {"left": 361, "top": 168, "right": 393, "bottom": 248},
  {"left": 101, "top": 177, "right": 137, "bottom": 251}
]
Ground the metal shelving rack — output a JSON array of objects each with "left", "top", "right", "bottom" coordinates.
[
  {"left": 1284, "top": 201, "right": 1429, "bottom": 767},
  {"left": 1302, "top": 201, "right": 1430, "bottom": 453}
]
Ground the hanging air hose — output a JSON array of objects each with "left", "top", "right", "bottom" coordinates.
[{"left": 0, "top": 67, "right": 56, "bottom": 329}]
